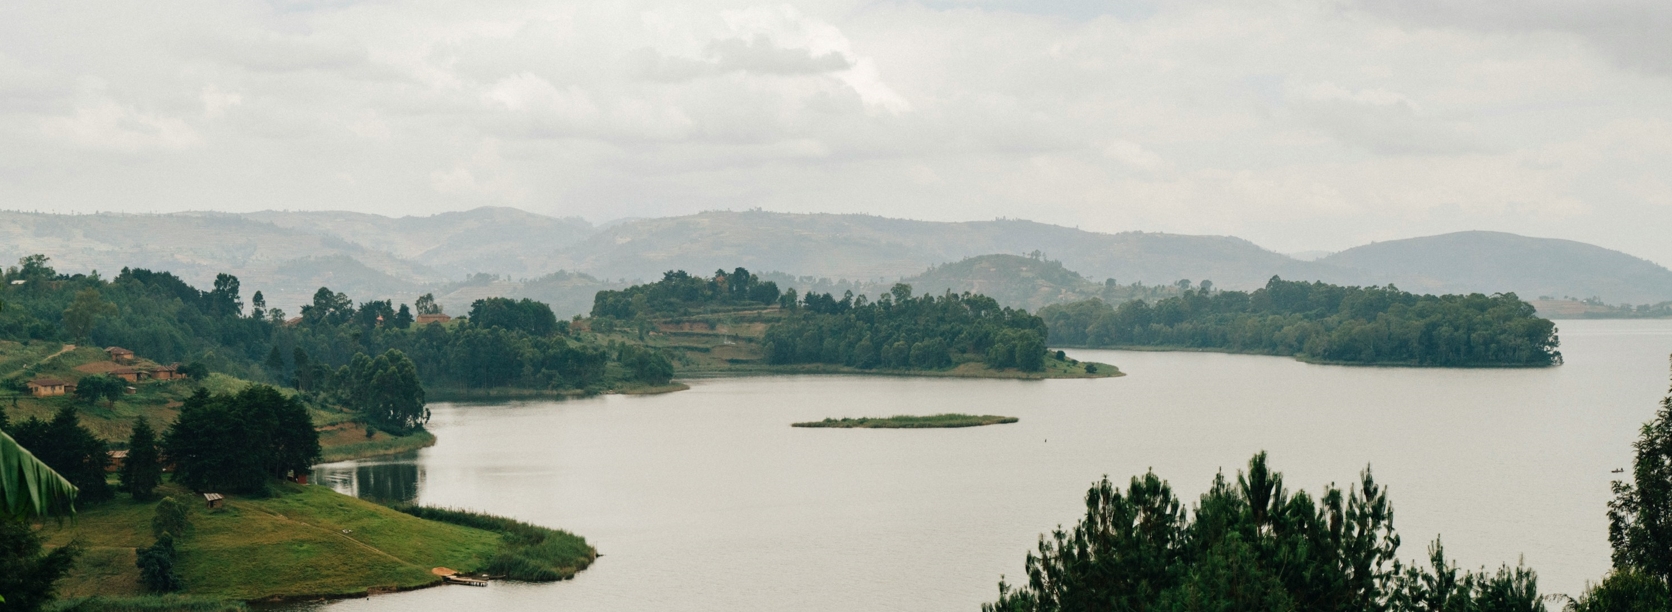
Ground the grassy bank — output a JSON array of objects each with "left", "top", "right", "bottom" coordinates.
[
  {"left": 389, "top": 506, "right": 596, "bottom": 581},
  {"left": 318, "top": 425, "right": 437, "bottom": 462},
  {"left": 426, "top": 381, "right": 688, "bottom": 402},
  {"left": 41, "top": 483, "right": 505, "bottom": 602},
  {"left": 46, "top": 595, "right": 247, "bottom": 612},
  {"left": 793, "top": 414, "right": 1019, "bottom": 428}
]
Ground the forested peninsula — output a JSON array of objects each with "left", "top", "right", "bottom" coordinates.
[
  {"left": 587, "top": 268, "right": 1117, "bottom": 379},
  {"left": 1039, "top": 277, "right": 1561, "bottom": 367}
]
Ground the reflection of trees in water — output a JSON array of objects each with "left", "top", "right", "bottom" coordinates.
[
  {"left": 356, "top": 462, "right": 421, "bottom": 502},
  {"left": 315, "top": 458, "right": 422, "bottom": 503}
]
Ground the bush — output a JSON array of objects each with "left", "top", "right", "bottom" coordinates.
[
  {"left": 618, "top": 345, "right": 674, "bottom": 385},
  {"left": 135, "top": 535, "right": 183, "bottom": 593},
  {"left": 151, "top": 497, "right": 189, "bottom": 539}
]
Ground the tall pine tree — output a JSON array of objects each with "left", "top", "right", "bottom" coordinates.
[{"left": 120, "top": 417, "right": 163, "bottom": 501}]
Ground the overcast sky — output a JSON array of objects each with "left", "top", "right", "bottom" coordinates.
[{"left": 3, "top": 0, "right": 1670, "bottom": 263}]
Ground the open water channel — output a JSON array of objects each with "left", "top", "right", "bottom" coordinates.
[{"left": 303, "top": 319, "right": 1672, "bottom": 611}]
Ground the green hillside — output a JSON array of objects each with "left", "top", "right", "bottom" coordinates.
[
  {"left": 42, "top": 483, "right": 593, "bottom": 602},
  {"left": 901, "top": 254, "right": 1102, "bottom": 311}
]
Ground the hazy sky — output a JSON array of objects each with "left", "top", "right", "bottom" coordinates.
[{"left": 3, "top": 0, "right": 1671, "bottom": 263}]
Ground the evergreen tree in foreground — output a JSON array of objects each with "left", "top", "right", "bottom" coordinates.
[
  {"left": 986, "top": 453, "right": 1546, "bottom": 612},
  {"left": 120, "top": 417, "right": 163, "bottom": 501},
  {"left": 0, "top": 519, "right": 80, "bottom": 611},
  {"left": 10, "top": 406, "right": 111, "bottom": 504},
  {"left": 1571, "top": 359, "right": 1672, "bottom": 610}
]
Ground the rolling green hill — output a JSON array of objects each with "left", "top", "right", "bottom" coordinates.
[{"left": 901, "top": 254, "right": 1101, "bottom": 311}]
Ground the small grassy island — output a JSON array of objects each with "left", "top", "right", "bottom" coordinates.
[
  {"left": 586, "top": 268, "right": 1120, "bottom": 380},
  {"left": 793, "top": 414, "right": 1019, "bottom": 428}
]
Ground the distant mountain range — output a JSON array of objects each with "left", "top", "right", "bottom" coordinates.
[
  {"left": 2, "top": 208, "right": 1669, "bottom": 316},
  {"left": 1314, "top": 231, "right": 1672, "bottom": 304}
]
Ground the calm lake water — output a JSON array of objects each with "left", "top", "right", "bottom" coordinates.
[{"left": 306, "top": 319, "right": 1672, "bottom": 611}]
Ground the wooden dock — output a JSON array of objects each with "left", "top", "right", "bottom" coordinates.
[{"left": 443, "top": 575, "right": 488, "bottom": 587}]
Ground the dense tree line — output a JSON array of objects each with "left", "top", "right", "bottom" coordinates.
[
  {"left": 279, "top": 311, "right": 610, "bottom": 392},
  {"left": 337, "top": 349, "right": 429, "bottom": 433},
  {"left": 0, "top": 254, "right": 659, "bottom": 396},
  {"left": 468, "top": 297, "right": 561, "bottom": 337},
  {"left": 164, "top": 386, "right": 320, "bottom": 494},
  {"left": 0, "top": 256, "right": 272, "bottom": 369},
  {"left": 275, "top": 290, "right": 687, "bottom": 393},
  {"left": 986, "top": 452, "right": 1547, "bottom": 612},
  {"left": 763, "top": 283, "right": 1049, "bottom": 372},
  {"left": 8, "top": 406, "right": 112, "bottom": 503},
  {"left": 592, "top": 267, "right": 781, "bottom": 319},
  {"left": 1039, "top": 277, "right": 1561, "bottom": 367}
]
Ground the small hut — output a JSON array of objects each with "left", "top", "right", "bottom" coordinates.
[
  {"left": 26, "top": 378, "right": 70, "bottom": 397},
  {"left": 107, "top": 450, "right": 128, "bottom": 473},
  {"left": 110, "top": 366, "right": 144, "bottom": 383},
  {"left": 106, "top": 347, "right": 136, "bottom": 362},
  {"left": 203, "top": 493, "right": 225, "bottom": 510},
  {"left": 150, "top": 364, "right": 184, "bottom": 381}
]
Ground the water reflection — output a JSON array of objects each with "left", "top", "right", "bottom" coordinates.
[{"left": 314, "top": 451, "right": 423, "bottom": 503}]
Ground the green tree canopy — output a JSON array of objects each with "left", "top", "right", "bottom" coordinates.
[
  {"left": 164, "top": 386, "right": 320, "bottom": 493},
  {"left": 10, "top": 407, "right": 110, "bottom": 503},
  {"left": 339, "top": 349, "right": 429, "bottom": 433},
  {"left": 0, "top": 516, "right": 80, "bottom": 610},
  {"left": 1039, "top": 277, "right": 1561, "bottom": 367},
  {"left": 61, "top": 287, "right": 116, "bottom": 340},
  {"left": 120, "top": 417, "right": 163, "bottom": 501},
  {"left": 986, "top": 453, "right": 1545, "bottom": 612},
  {"left": 618, "top": 345, "right": 674, "bottom": 385},
  {"left": 469, "top": 297, "right": 559, "bottom": 336},
  {"left": 1604, "top": 362, "right": 1672, "bottom": 593},
  {"left": 74, "top": 374, "right": 124, "bottom": 406},
  {"left": 592, "top": 267, "right": 780, "bottom": 319},
  {"left": 414, "top": 292, "right": 442, "bottom": 315},
  {"left": 764, "top": 284, "right": 1050, "bottom": 372}
]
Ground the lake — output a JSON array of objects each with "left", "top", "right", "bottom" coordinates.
[{"left": 306, "top": 319, "right": 1672, "bottom": 611}]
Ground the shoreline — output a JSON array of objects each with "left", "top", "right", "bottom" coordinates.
[
  {"left": 675, "top": 362, "right": 1123, "bottom": 381},
  {"left": 320, "top": 429, "right": 438, "bottom": 463},
  {"left": 426, "top": 382, "right": 690, "bottom": 402},
  {"left": 1054, "top": 344, "right": 1558, "bottom": 368}
]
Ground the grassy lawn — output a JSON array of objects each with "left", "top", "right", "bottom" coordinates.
[
  {"left": 793, "top": 414, "right": 1020, "bottom": 428},
  {"left": 41, "top": 483, "right": 504, "bottom": 601}
]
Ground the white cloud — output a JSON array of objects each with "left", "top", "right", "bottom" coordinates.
[
  {"left": 41, "top": 98, "right": 201, "bottom": 152},
  {"left": 1102, "top": 139, "right": 1166, "bottom": 172},
  {"left": 201, "top": 86, "right": 243, "bottom": 119},
  {"left": 2, "top": 0, "right": 1672, "bottom": 267}
]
